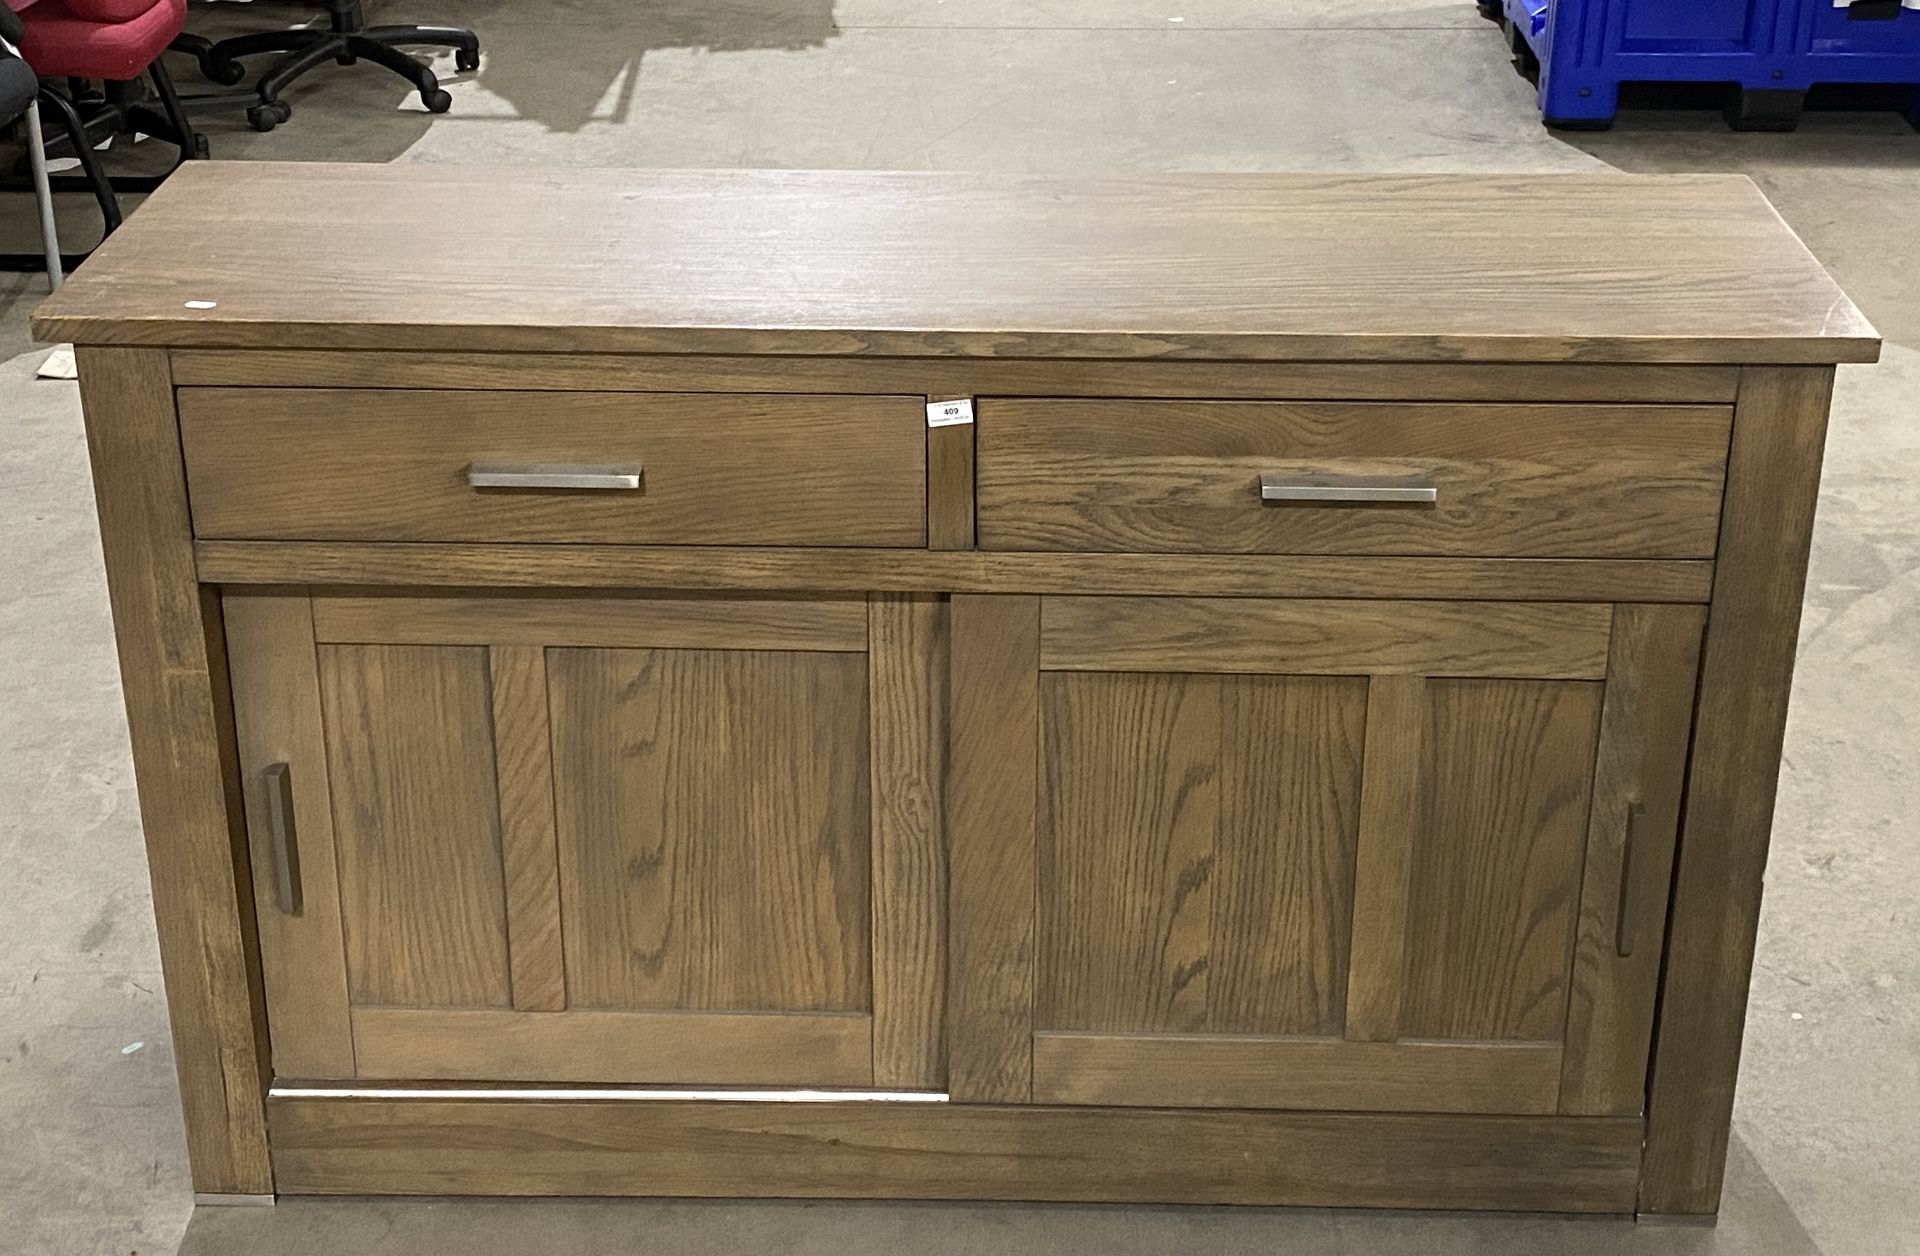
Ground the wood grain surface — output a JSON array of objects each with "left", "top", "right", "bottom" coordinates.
[
  {"left": 867, "top": 595, "right": 948, "bottom": 1089},
  {"left": 1399, "top": 679, "right": 1604, "bottom": 1042},
  {"left": 1036, "top": 672, "right": 1366, "bottom": 1037},
  {"left": 548, "top": 647, "right": 871, "bottom": 1014},
  {"left": 317, "top": 644, "right": 513, "bottom": 1008},
  {"left": 1343, "top": 674, "right": 1427, "bottom": 1043},
  {"left": 1559, "top": 604, "right": 1705, "bottom": 1116},
  {"left": 267, "top": 1096, "right": 1644, "bottom": 1211},
  {"left": 977, "top": 400, "right": 1731, "bottom": 558},
  {"left": 75, "top": 348, "right": 272, "bottom": 1192},
  {"left": 310, "top": 591, "right": 868, "bottom": 652},
  {"left": 177, "top": 389, "right": 925, "bottom": 546},
  {"left": 194, "top": 542, "right": 1719, "bottom": 604},
  {"left": 1641, "top": 366, "right": 1838, "bottom": 1214},
  {"left": 927, "top": 419, "right": 976, "bottom": 550},
  {"left": 168, "top": 350, "right": 1743, "bottom": 404},
  {"left": 487, "top": 646, "right": 568, "bottom": 1014},
  {"left": 946, "top": 595, "right": 1040, "bottom": 1103},
  {"left": 350, "top": 1009, "right": 873, "bottom": 1086},
  {"left": 223, "top": 589, "right": 356, "bottom": 1076},
  {"left": 1040, "top": 597, "right": 1613, "bottom": 678},
  {"left": 34, "top": 164, "right": 1875, "bottom": 364},
  {"left": 1031, "top": 1034, "right": 1563, "bottom": 1113}
]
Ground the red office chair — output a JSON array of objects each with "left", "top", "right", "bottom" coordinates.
[{"left": 10, "top": 0, "right": 205, "bottom": 256}]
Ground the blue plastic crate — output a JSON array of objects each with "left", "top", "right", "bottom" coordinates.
[{"left": 1495, "top": 0, "right": 1920, "bottom": 128}]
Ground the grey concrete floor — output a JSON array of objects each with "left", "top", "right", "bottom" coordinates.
[{"left": 0, "top": 1, "right": 1916, "bottom": 1253}]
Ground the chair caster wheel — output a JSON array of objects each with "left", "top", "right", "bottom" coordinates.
[
  {"left": 206, "top": 58, "right": 246, "bottom": 86},
  {"left": 422, "top": 87, "right": 452, "bottom": 113},
  {"left": 246, "top": 101, "right": 291, "bottom": 132},
  {"left": 455, "top": 48, "right": 480, "bottom": 72},
  {"left": 192, "top": 134, "right": 211, "bottom": 158}
]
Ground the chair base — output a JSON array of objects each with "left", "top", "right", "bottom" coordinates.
[
  {"left": 173, "top": 0, "right": 478, "bottom": 132},
  {"left": 0, "top": 250, "right": 94, "bottom": 273}
]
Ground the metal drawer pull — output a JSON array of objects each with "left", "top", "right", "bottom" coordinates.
[
  {"left": 264, "top": 762, "right": 303, "bottom": 916},
  {"left": 467, "top": 462, "right": 642, "bottom": 490},
  {"left": 1259, "top": 475, "right": 1438, "bottom": 504},
  {"left": 1615, "top": 800, "right": 1644, "bottom": 958}
]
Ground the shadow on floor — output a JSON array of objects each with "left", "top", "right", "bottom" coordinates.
[
  {"left": 178, "top": 0, "right": 842, "bottom": 136},
  {"left": 473, "top": 0, "right": 839, "bottom": 134}
]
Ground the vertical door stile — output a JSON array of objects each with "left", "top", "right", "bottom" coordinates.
[
  {"left": 1344, "top": 674, "right": 1427, "bottom": 1044},
  {"left": 224, "top": 587, "right": 356, "bottom": 1078},
  {"left": 489, "top": 644, "right": 568, "bottom": 1013},
  {"left": 1561, "top": 603, "right": 1706, "bottom": 1115},
  {"left": 868, "top": 593, "right": 949, "bottom": 1089},
  {"left": 947, "top": 594, "right": 1041, "bottom": 1103}
]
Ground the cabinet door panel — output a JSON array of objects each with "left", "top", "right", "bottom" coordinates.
[
  {"left": 549, "top": 646, "right": 871, "bottom": 1013},
  {"left": 1037, "top": 672, "right": 1366, "bottom": 1037},
  {"left": 230, "top": 590, "right": 941, "bottom": 1092},
  {"left": 1211, "top": 676, "right": 1367, "bottom": 1037},
  {"left": 953, "top": 593, "right": 1700, "bottom": 1116},
  {"left": 318, "top": 643, "right": 513, "bottom": 1010},
  {"left": 1400, "top": 678, "right": 1603, "bottom": 1041}
]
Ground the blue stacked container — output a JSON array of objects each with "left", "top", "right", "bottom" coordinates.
[{"left": 1494, "top": 0, "right": 1920, "bottom": 129}]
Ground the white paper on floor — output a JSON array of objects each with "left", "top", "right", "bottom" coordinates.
[{"left": 37, "top": 345, "right": 78, "bottom": 380}]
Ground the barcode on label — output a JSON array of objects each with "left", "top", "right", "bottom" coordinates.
[{"left": 926, "top": 399, "right": 975, "bottom": 428}]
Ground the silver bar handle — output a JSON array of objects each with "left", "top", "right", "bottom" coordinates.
[
  {"left": 467, "top": 462, "right": 642, "bottom": 491},
  {"left": 1259, "top": 474, "right": 1438, "bottom": 504},
  {"left": 264, "top": 762, "right": 303, "bottom": 916}
]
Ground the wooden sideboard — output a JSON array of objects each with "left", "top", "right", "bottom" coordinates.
[{"left": 33, "top": 163, "right": 1878, "bottom": 1217}]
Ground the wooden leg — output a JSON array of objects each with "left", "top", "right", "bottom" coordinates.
[
  {"left": 77, "top": 348, "right": 273, "bottom": 1194},
  {"left": 1639, "top": 365, "right": 1836, "bottom": 1215}
]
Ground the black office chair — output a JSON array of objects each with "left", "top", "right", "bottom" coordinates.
[
  {"left": 3, "top": 10, "right": 60, "bottom": 283},
  {"left": 174, "top": 0, "right": 478, "bottom": 132},
  {"left": 1, "top": 6, "right": 60, "bottom": 283}
]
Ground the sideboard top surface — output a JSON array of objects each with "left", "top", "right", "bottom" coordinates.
[{"left": 32, "top": 162, "right": 1878, "bottom": 364}]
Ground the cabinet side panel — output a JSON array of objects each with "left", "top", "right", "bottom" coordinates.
[
  {"left": 317, "top": 644, "right": 513, "bottom": 1008},
  {"left": 1641, "top": 366, "right": 1836, "bottom": 1215},
  {"left": 75, "top": 346, "right": 272, "bottom": 1192},
  {"left": 550, "top": 648, "right": 872, "bottom": 1013},
  {"left": 1400, "top": 678, "right": 1604, "bottom": 1041}
]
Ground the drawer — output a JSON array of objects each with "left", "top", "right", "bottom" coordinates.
[
  {"left": 178, "top": 389, "right": 927, "bottom": 546},
  {"left": 975, "top": 399, "right": 1731, "bottom": 558}
]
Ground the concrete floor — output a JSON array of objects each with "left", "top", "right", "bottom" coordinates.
[{"left": 1, "top": 1, "right": 1916, "bottom": 1252}]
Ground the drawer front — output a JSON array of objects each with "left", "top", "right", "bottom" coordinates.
[
  {"left": 976, "top": 399, "right": 1731, "bottom": 558},
  {"left": 179, "top": 389, "right": 927, "bottom": 546}
]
